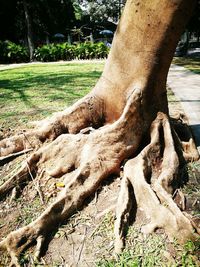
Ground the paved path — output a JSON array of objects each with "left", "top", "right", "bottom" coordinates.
[
  {"left": 167, "top": 64, "right": 200, "bottom": 154},
  {"left": 0, "top": 63, "right": 28, "bottom": 71},
  {"left": 0, "top": 60, "right": 104, "bottom": 71}
]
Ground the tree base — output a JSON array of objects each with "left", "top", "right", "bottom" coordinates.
[{"left": 0, "top": 90, "right": 199, "bottom": 266}]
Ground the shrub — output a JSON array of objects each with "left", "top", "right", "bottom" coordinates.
[
  {"left": 34, "top": 43, "right": 76, "bottom": 62},
  {"left": 0, "top": 41, "right": 110, "bottom": 63},
  {"left": 0, "top": 41, "right": 29, "bottom": 63},
  {"left": 34, "top": 42, "right": 109, "bottom": 62},
  {"left": 74, "top": 42, "right": 109, "bottom": 60},
  {"left": 94, "top": 42, "right": 110, "bottom": 58}
]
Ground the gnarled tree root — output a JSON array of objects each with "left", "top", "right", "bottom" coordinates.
[
  {"left": 114, "top": 112, "right": 199, "bottom": 254},
  {"left": 0, "top": 94, "right": 104, "bottom": 158},
  {"left": 0, "top": 89, "right": 144, "bottom": 266},
  {"left": 0, "top": 90, "right": 199, "bottom": 265}
]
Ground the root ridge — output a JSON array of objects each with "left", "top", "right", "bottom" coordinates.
[
  {"left": 0, "top": 94, "right": 105, "bottom": 158},
  {"left": 0, "top": 93, "right": 199, "bottom": 265},
  {"left": 0, "top": 89, "right": 146, "bottom": 265},
  {"left": 114, "top": 112, "right": 199, "bottom": 254}
]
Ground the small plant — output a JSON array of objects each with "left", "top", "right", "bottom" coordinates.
[
  {"left": 0, "top": 40, "right": 29, "bottom": 63},
  {"left": 34, "top": 43, "right": 76, "bottom": 62},
  {"left": 34, "top": 42, "right": 109, "bottom": 62},
  {"left": 0, "top": 41, "right": 109, "bottom": 63},
  {"left": 178, "top": 240, "right": 200, "bottom": 266}
]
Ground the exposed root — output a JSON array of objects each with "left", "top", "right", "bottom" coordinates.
[
  {"left": 1, "top": 88, "right": 199, "bottom": 265},
  {"left": 0, "top": 89, "right": 145, "bottom": 265},
  {"left": 114, "top": 112, "right": 200, "bottom": 254},
  {"left": 0, "top": 94, "right": 105, "bottom": 158},
  {"left": 171, "top": 114, "right": 199, "bottom": 161}
]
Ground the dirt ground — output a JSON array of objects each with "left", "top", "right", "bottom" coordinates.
[{"left": 0, "top": 88, "right": 200, "bottom": 266}]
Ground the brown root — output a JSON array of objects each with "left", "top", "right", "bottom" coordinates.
[
  {"left": 0, "top": 89, "right": 145, "bottom": 265},
  {"left": 171, "top": 114, "right": 199, "bottom": 161},
  {"left": 0, "top": 94, "right": 105, "bottom": 158},
  {"left": 114, "top": 112, "right": 200, "bottom": 254},
  {"left": 0, "top": 89, "right": 199, "bottom": 265}
]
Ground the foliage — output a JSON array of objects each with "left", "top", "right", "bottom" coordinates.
[
  {"left": 34, "top": 42, "right": 109, "bottom": 61},
  {"left": 74, "top": 42, "right": 109, "bottom": 59},
  {"left": 179, "top": 240, "right": 200, "bottom": 266},
  {"left": 75, "top": 0, "right": 126, "bottom": 24},
  {"left": 0, "top": 41, "right": 109, "bottom": 63},
  {"left": 34, "top": 43, "right": 76, "bottom": 62},
  {"left": 0, "top": 40, "right": 29, "bottom": 63},
  {"left": 0, "top": 0, "right": 77, "bottom": 43},
  {"left": 72, "top": 0, "right": 84, "bottom": 20}
]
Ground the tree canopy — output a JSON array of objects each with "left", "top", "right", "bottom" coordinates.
[
  {"left": 74, "top": 0, "right": 126, "bottom": 24},
  {"left": 0, "top": 0, "right": 76, "bottom": 43}
]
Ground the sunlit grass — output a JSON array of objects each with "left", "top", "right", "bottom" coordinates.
[
  {"left": 173, "top": 57, "right": 200, "bottom": 74},
  {"left": 0, "top": 62, "right": 104, "bottom": 130}
]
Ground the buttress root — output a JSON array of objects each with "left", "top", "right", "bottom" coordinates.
[{"left": 114, "top": 112, "right": 200, "bottom": 254}]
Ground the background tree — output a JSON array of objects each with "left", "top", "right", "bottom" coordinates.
[
  {"left": 187, "top": 0, "right": 200, "bottom": 41},
  {"left": 0, "top": 0, "right": 77, "bottom": 59},
  {"left": 70, "top": 0, "right": 126, "bottom": 42},
  {"left": 75, "top": 0, "right": 126, "bottom": 24},
  {"left": 22, "top": 0, "right": 34, "bottom": 61}
]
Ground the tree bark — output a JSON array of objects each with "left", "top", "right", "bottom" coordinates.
[
  {"left": 23, "top": 0, "right": 34, "bottom": 61},
  {"left": 92, "top": 0, "right": 196, "bottom": 122},
  {"left": 0, "top": 0, "right": 199, "bottom": 266}
]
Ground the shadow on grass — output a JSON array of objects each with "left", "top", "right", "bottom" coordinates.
[{"left": 0, "top": 70, "right": 102, "bottom": 109}]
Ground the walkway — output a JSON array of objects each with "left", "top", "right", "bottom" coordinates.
[
  {"left": 167, "top": 64, "right": 200, "bottom": 154},
  {"left": 0, "top": 59, "right": 104, "bottom": 71}
]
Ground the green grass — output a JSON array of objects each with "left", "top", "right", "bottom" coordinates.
[
  {"left": 96, "top": 225, "right": 167, "bottom": 267},
  {"left": 173, "top": 57, "right": 200, "bottom": 74},
  {"left": 0, "top": 62, "right": 104, "bottom": 129},
  {"left": 95, "top": 218, "right": 200, "bottom": 267}
]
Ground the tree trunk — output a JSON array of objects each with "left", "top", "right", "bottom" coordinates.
[
  {"left": 23, "top": 0, "right": 34, "bottom": 61},
  {"left": 93, "top": 0, "right": 196, "bottom": 122},
  {"left": 0, "top": 0, "right": 199, "bottom": 266}
]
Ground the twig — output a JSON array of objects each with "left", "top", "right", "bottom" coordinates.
[
  {"left": 9, "top": 187, "right": 18, "bottom": 203},
  {"left": 76, "top": 227, "right": 87, "bottom": 266},
  {"left": 22, "top": 140, "right": 44, "bottom": 204},
  {"left": 0, "top": 223, "right": 6, "bottom": 229},
  {"left": 71, "top": 235, "right": 75, "bottom": 264},
  {"left": 22, "top": 132, "right": 34, "bottom": 148},
  {"left": 192, "top": 198, "right": 198, "bottom": 207},
  {"left": 0, "top": 148, "right": 33, "bottom": 161},
  {"left": 59, "top": 254, "right": 65, "bottom": 265},
  {"left": 26, "top": 162, "right": 44, "bottom": 204}
]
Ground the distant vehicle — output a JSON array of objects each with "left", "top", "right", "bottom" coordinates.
[{"left": 187, "top": 42, "right": 200, "bottom": 57}]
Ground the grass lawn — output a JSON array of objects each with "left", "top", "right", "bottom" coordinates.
[
  {"left": 0, "top": 62, "right": 199, "bottom": 266},
  {"left": 173, "top": 57, "right": 200, "bottom": 74},
  {"left": 0, "top": 58, "right": 199, "bottom": 132},
  {"left": 0, "top": 62, "right": 104, "bottom": 130}
]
